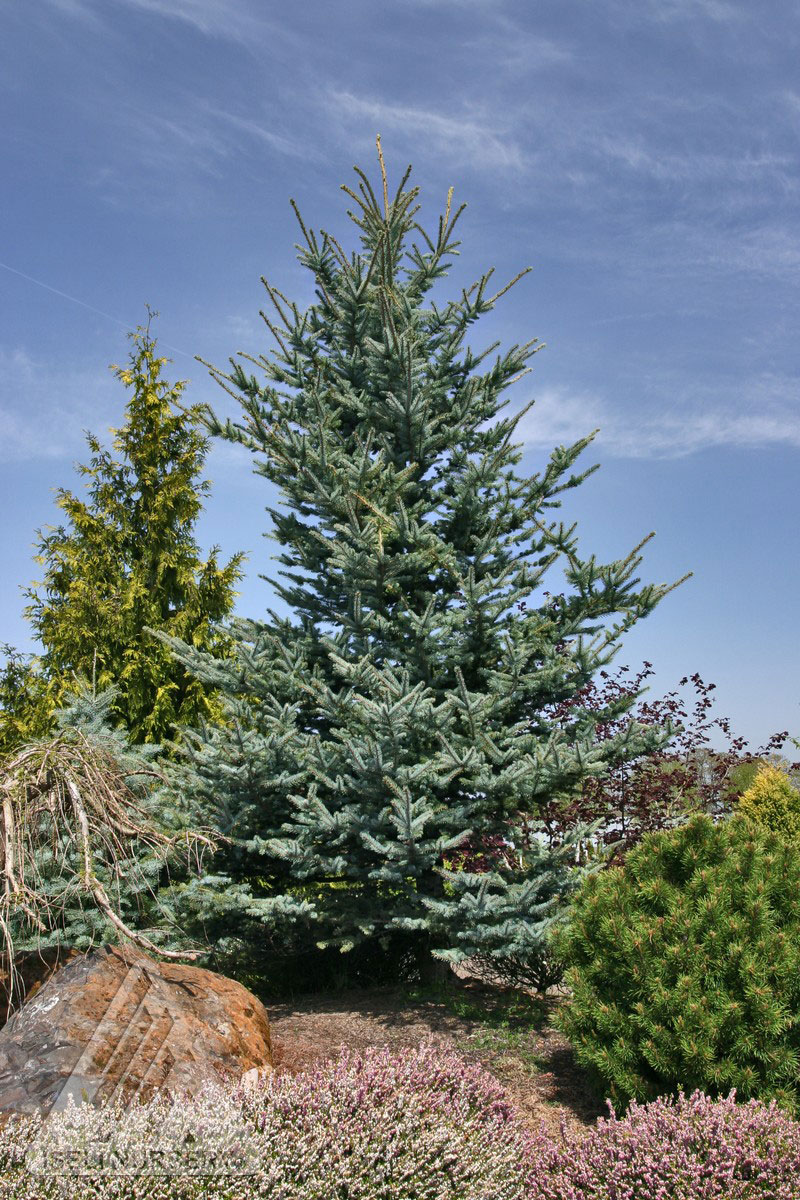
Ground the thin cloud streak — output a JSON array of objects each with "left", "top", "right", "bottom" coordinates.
[
  {"left": 0, "top": 350, "right": 121, "bottom": 464},
  {"left": 202, "top": 105, "right": 310, "bottom": 160},
  {"left": 596, "top": 136, "right": 795, "bottom": 186},
  {"left": 516, "top": 384, "right": 800, "bottom": 459},
  {"left": 328, "top": 91, "right": 525, "bottom": 172},
  {"left": 608, "top": 0, "right": 747, "bottom": 25},
  {"left": 45, "top": 0, "right": 275, "bottom": 45},
  {"left": 0, "top": 263, "right": 194, "bottom": 360}
]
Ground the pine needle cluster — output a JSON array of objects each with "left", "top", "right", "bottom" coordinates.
[{"left": 556, "top": 814, "right": 800, "bottom": 1113}]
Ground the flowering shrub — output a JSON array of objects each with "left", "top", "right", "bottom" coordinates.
[
  {"left": 523, "top": 1089, "right": 800, "bottom": 1200},
  {"left": 1, "top": 1046, "right": 531, "bottom": 1199},
  {"left": 0, "top": 1086, "right": 256, "bottom": 1200},
  {"left": 242, "top": 1044, "right": 531, "bottom": 1198},
  {"left": 4, "top": 1047, "right": 800, "bottom": 1198}
]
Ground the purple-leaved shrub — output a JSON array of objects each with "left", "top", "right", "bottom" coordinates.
[{"left": 524, "top": 1088, "right": 800, "bottom": 1200}]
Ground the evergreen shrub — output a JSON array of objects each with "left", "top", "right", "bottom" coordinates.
[
  {"left": 738, "top": 763, "right": 800, "bottom": 840},
  {"left": 555, "top": 814, "right": 800, "bottom": 1113}
]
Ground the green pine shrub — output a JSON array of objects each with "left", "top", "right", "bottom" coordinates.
[
  {"left": 554, "top": 814, "right": 800, "bottom": 1113},
  {"left": 737, "top": 764, "right": 800, "bottom": 840}
]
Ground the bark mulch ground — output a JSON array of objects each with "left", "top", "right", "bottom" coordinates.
[{"left": 267, "top": 977, "right": 605, "bottom": 1136}]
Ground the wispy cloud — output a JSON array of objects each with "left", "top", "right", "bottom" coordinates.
[
  {"left": 652, "top": 0, "right": 744, "bottom": 21},
  {"left": 202, "top": 105, "right": 309, "bottom": 160},
  {"left": 609, "top": 0, "right": 746, "bottom": 24},
  {"left": 704, "top": 225, "right": 800, "bottom": 278},
  {"left": 328, "top": 91, "right": 525, "bottom": 172},
  {"left": 603, "top": 218, "right": 800, "bottom": 285},
  {"left": 43, "top": 0, "right": 95, "bottom": 17},
  {"left": 0, "top": 349, "right": 120, "bottom": 463},
  {"left": 45, "top": 0, "right": 274, "bottom": 45},
  {"left": 517, "top": 379, "right": 800, "bottom": 459},
  {"left": 85, "top": 96, "right": 311, "bottom": 212},
  {"left": 596, "top": 135, "right": 794, "bottom": 186}
]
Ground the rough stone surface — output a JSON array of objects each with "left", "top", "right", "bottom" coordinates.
[
  {"left": 0, "top": 944, "right": 273, "bottom": 1114},
  {"left": 0, "top": 946, "right": 79, "bottom": 1029}
]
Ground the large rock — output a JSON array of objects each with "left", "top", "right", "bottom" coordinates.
[
  {"left": 0, "top": 944, "right": 272, "bottom": 1115},
  {"left": 0, "top": 946, "right": 79, "bottom": 1029}
]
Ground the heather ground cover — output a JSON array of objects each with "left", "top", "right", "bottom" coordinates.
[
  {"left": 523, "top": 1089, "right": 800, "bottom": 1200},
  {"left": 0, "top": 1047, "right": 537, "bottom": 1199},
  {"left": 3, "top": 1043, "right": 800, "bottom": 1199}
]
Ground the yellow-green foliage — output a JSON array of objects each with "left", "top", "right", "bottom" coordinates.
[
  {"left": 0, "top": 647, "right": 56, "bottom": 758},
  {"left": 555, "top": 815, "right": 800, "bottom": 1114},
  {"left": 738, "top": 764, "right": 800, "bottom": 840},
  {"left": 24, "top": 321, "right": 244, "bottom": 744}
]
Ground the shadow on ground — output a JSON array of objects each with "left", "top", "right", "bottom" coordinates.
[{"left": 267, "top": 977, "right": 605, "bottom": 1135}]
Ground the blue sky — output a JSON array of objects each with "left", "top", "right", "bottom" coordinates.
[{"left": 1, "top": 0, "right": 798, "bottom": 747}]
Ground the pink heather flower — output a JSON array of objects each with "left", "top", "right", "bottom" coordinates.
[
  {"left": 523, "top": 1088, "right": 800, "bottom": 1200},
  {"left": 2, "top": 1050, "right": 800, "bottom": 1198}
]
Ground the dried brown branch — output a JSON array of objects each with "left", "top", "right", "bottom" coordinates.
[{"left": 0, "top": 730, "right": 215, "bottom": 975}]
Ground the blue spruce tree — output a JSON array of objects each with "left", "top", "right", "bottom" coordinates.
[{"left": 163, "top": 143, "right": 682, "bottom": 985}]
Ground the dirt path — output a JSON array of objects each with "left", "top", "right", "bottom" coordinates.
[{"left": 267, "top": 982, "right": 604, "bottom": 1135}]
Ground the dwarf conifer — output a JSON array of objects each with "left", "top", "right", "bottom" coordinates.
[{"left": 556, "top": 814, "right": 800, "bottom": 1113}]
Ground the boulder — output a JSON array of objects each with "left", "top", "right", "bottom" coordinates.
[
  {"left": 0, "top": 944, "right": 272, "bottom": 1115},
  {"left": 0, "top": 945, "right": 79, "bottom": 1029}
]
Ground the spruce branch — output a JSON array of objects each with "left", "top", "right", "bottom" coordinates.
[{"left": 1, "top": 731, "right": 214, "bottom": 968}]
